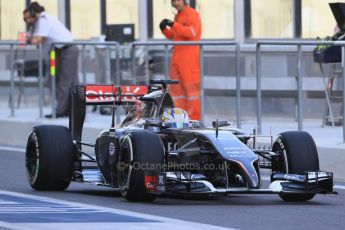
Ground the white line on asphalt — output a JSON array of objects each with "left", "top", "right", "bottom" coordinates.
[
  {"left": 0, "top": 211, "right": 105, "bottom": 214},
  {"left": 0, "top": 190, "right": 235, "bottom": 230},
  {"left": 0, "top": 146, "right": 25, "bottom": 153}
]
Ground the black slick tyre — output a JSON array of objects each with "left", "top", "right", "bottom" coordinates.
[
  {"left": 25, "top": 125, "right": 75, "bottom": 191},
  {"left": 118, "top": 130, "right": 164, "bottom": 202},
  {"left": 272, "top": 131, "right": 319, "bottom": 202}
]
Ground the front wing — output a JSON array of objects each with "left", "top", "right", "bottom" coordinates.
[{"left": 148, "top": 170, "right": 335, "bottom": 196}]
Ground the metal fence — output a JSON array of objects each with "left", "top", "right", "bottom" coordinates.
[
  {"left": 3, "top": 40, "right": 345, "bottom": 142},
  {"left": 131, "top": 41, "right": 240, "bottom": 126},
  {"left": 256, "top": 40, "right": 345, "bottom": 142},
  {"left": 1, "top": 42, "right": 45, "bottom": 118}
]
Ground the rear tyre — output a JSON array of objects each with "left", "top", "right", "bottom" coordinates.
[
  {"left": 272, "top": 131, "right": 319, "bottom": 202},
  {"left": 25, "top": 125, "right": 75, "bottom": 191},
  {"left": 118, "top": 130, "right": 164, "bottom": 202}
]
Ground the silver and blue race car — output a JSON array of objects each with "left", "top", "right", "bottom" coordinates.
[{"left": 25, "top": 80, "right": 335, "bottom": 202}]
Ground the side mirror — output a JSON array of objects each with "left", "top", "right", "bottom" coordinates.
[{"left": 212, "top": 120, "right": 230, "bottom": 128}]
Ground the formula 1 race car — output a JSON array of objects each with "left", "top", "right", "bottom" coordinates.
[{"left": 25, "top": 80, "right": 335, "bottom": 202}]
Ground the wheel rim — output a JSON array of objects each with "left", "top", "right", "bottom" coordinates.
[
  {"left": 273, "top": 136, "right": 289, "bottom": 174},
  {"left": 26, "top": 133, "right": 40, "bottom": 183},
  {"left": 118, "top": 136, "right": 133, "bottom": 190}
]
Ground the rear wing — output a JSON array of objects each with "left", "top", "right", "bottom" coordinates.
[
  {"left": 70, "top": 84, "right": 148, "bottom": 145},
  {"left": 82, "top": 85, "right": 148, "bottom": 105}
]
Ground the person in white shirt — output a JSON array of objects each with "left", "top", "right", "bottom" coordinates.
[{"left": 23, "top": 2, "right": 79, "bottom": 118}]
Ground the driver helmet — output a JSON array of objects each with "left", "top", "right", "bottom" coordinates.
[{"left": 162, "top": 108, "right": 189, "bottom": 128}]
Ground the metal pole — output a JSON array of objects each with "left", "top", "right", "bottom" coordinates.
[
  {"left": 82, "top": 45, "right": 86, "bottom": 83},
  {"left": 342, "top": 46, "right": 345, "bottom": 143},
  {"left": 115, "top": 44, "right": 120, "bottom": 85},
  {"left": 38, "top": 43, "right": 43, "bottom": 118},
  {"left": 107, "top": 46, "right": 112, "bottom": 83},
  {"left": 115, "top": 44, "right": 121, "bottom": 125},
  {"left": 131, "top": 45, "right": 136, "bottom": 84},
  {"left": 200, "top": 45, "right": 205, "bottom": 124},
  {"left": 164, "top": 45, "right": 169, "bottom": 79},
  {"left": 50, "top": 49, "right": 57, "bottom": 119},
  {"left": 297, "top": 45, "right": 303, "bottom": 131},
  {"left": 144, "top": 46, "right": 150, "bottom": 82},
  {"left": 236, "top": 42, "right": 241, "bottom": 128},
  {"left": 9, "top": 44, "right": 15, "bottom": 117},
  {"left": 256, "top": 44, "right": 262, "bottom": 134}
]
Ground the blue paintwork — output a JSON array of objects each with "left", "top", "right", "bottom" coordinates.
[
  {"left": 0, "top": 194, "right": 158, "bottom": 223},
  {"left": 183, "top": 129, "right": 260, "bottom": 188}
]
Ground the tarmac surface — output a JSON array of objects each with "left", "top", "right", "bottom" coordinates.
[{"left": 0, "top": 148, "right": 344, "bottom": 230}]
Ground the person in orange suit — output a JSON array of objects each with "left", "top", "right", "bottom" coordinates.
[{"left": 160, "top": 0, "right": 202, "bottom": 120}]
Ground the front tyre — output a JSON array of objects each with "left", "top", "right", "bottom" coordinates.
[
  {"left": 272, "top": 131, "right": 319, "bottom": 202},
  {"left": 118, "top": 130, "right": 164, "bottom": 202},
  {"left": 25, "top": 125, "right": 75, "bottom": 191}
]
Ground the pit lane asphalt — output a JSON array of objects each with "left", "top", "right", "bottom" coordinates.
[{"left": 1, "top": 149, "right": 345, "bottom": 230}]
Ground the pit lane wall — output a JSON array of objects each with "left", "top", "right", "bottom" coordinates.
[{"left": 1, "top": 119, "right": 344, "bottom": 181}]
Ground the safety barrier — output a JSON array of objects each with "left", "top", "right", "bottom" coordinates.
[
  {"left": 3, "top": 40, "right": 345, "bottom": 142},
  {"left": 256, "top": 41, "right": 345, "bottom": 142},
  {"left": 0, "top": 42, "right": 45, "bottom": 118},
  {"left": 4, "top": 40, "right": 240, "bottom": 127},
  {"left": 131, "top": 41, "right": 240, "bottom": 126}
]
